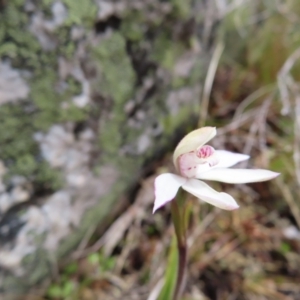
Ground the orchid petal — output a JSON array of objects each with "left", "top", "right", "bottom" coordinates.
[
  {"left": 213, "top": 150, "right": 250, "bottom": 168},
  {"left": 153, "top": 173, "right": 187, "bottom": 213},
  {"left": 197, "top": 168, "right": 280, "bottom": 184},
  {"left": 182, "top": 179, "right": 239, "bottom": 210},
  {"left": 195, "top": 150, "right": 250, "bottom": 176},
  {"left": 196, "top": 162, "right": 213, "bottom": 174},
  {"left": 173, "top": 127, "right": 216, "bottom": 171}
]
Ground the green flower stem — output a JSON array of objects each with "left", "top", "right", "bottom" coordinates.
[
  {"left": 170, "top": 200, "right": 184, "bottom": 246},
  {"left": 170, "top": 200, "right": 188, "bottom": 300}
]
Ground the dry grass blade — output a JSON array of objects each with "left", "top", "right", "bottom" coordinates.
[
  {"left": 276, "top": 177, "right": 300, "bottom": 229},
  {"left": 244, "top": 279, "right": 294, "bottom": 300},
  {"left": 73, "top": 177, "right": 155, "bottom": 259},
  {"left": 188, "top": 209, "right": 220, "bottom": 247},
  {"left": 294, "top": 95, "right": 300, "bottom": 186},
  {"left": 233, "top": 84, "right": 275, "bottom": 121},
  {"left": 241, "top": 96, "right": 272, "bottom": 167},
  {"left": 199, "top": 41, "right": 224, "bottom": 127},
  {"left": 277, "top": 47, "right": 300, "bottom": 115},
  {"left": 147, "top": 278, "right": 164, "bottom": 300},
  {"left": 217, "top": 108, "right": 260, "bottom": 135},
  {"left": 216, "top": 0, "right": 249, "bottom": 18}
]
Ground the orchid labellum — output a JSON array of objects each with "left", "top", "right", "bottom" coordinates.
[{"left": 153, "top": 127, "right": 279, "bottom": 213}]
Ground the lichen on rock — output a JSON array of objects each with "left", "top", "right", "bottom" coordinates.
[{"left": 0, "top": 62, "right": 30, "bottom": 105}]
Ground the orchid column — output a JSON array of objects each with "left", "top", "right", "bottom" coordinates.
[{"left": 153, "top": 127, "right": 279, "bottom": 300}]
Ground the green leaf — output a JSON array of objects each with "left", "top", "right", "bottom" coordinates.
[
  {"left": 158, "top": 236, "right": 178, "bottom": 300},
  {"left": 279, "top": 242, "right": 291, "bottom": 255},
  {"left": 62, "top": 280, "right": 75, "bottom": 298},
  {"left": 46, "top": 284, "right": 63, "bottom": 298},
  {"left": 64, "top": 262, "right": 78, "bottom": 275},
  {"left": 88, "top": 253, "right": 100, "bottom": 265}
]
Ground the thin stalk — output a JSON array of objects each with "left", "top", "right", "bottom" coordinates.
[{"left": 171, "top": 201, "right": 188, "bottom": 300}]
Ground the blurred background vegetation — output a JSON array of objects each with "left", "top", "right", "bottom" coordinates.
[
  {"left": 5, "top": 0, "right": 300, "bottom": 299},
  {"left": 47, "top": 0, "right": 300, "bottom": 300}
]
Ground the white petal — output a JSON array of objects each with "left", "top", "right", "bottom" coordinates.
[
  {"left": 196, "top": 162, "right": 213, "bottom": 174},
  {"left": 182, "top": 179, "right": 239, "bottom": 210},
  {"left": 214, "top": 150, "right": 250, "bottom": 168},
  {"left": 197, "top": 168, "right": 280, "bottom": 184},
  {"left": 153, "top": 173, "right": 187, "bottom": 213},
  {"left": 195, "top": 150, "right": 250, "bottom": 176},
  {"left": 173, "top": 127, "right": 216, "bottom": 170}
]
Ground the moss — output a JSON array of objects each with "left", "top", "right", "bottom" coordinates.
[
  {"left": 0, "top": 4, "right": 40, "bottom": 65},
  {"left": 171, "top": 77, "right": 188, "bottom": 89},
  {"left": 162, "top": 105, "right": 196, "bottom": 135},
  {"left": 42, "top": 0, "right": 97, "bottom": 25},
  {"left": 61, "top": 0, "right": 97, "bottom": 26},
  {"left": 0, "top": 247, "right": 52, "bottom": 295},
  {"left": 0, "top": 104, "right": 63, "bottom": 190},
  {"left": 92, "top": 33, "right": 136, "bottom": 156},
  {"left": 187, "top": 57, "right": 206, "bottom": 85},
  {"left": 0, "top": 1, "right": 92, "bottom": 190},
  {"left": 121, "top": 19, "right": 144, "bottom": 42},
  {"left": 151, "top": 31, "right": 186, "bottom": 70},
  {"left": 31, "top": 70, "right": 87, "bottom": 130},
  {"left": 0, "top": 105, "right": 35, "bottom": 160},
  {"left": 93, "top": 33, "right": 136, "bottom": 105},
  {"left": 170, "top": 0, "right": 192, "bottom": 19},
  {"left": 120, "top": 11, "right": 146, "bottom": 42}
]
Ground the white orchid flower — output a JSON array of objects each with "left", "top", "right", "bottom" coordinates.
[{"left": 153, "top": 127, "right": 279, "bottom": 213}]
